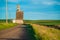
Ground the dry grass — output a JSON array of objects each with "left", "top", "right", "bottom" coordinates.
[{"left": 31, "top": 24, "right": 60, "bottom": 40}]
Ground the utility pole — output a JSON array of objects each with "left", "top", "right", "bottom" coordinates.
[{"left": 6, "top": 0, "right": 8, "bottom": 24}]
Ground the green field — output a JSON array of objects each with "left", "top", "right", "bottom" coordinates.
[
  {"left": 0, "top": 23, "right": 17, "bottom": 31},
  {"left": 24, "top": 20, "right": 60, "bottom": 25},
  {"left": 0, "top": 20, "right": 60, "bottom": 40},
  {"left": 0, "top": 19, "right": 12, "bottom": 23},
  {"left": 24, "top": 20, "right": 60, "bottom": 40},
  {"left": 0, "top": 19, "right": 17, "bottom": 31},
  {"left": 0, "top": 20, "right": 60, "bottom": 25}
]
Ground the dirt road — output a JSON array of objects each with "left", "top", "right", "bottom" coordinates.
[{"left": 0, "top": 24, "right": 36, "bottom": 40}]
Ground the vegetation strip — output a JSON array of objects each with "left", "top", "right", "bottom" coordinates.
[
  {"left": 0, "top": 23, "right": 17, "bottom": 31},
  {"left": 31, "top": 24, "right": 60, "bottom": 40}
]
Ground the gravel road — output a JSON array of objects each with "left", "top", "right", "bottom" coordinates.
[{"left": 0, "top": 24, "right": 36, "bottom": 40}]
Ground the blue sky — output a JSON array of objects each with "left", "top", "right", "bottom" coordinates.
[{"left": 0, "top": 0, "right": 60, "bottom": 20}]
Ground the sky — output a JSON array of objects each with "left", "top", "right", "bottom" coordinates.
[{"left": 0, "top": 0, "right": 60, "bottom": 20}]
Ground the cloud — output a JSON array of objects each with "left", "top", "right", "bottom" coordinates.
[
  {"left": 42, "top": 1, "right": 60, "bottom": 5},
  {"left": 8, "top": 0, "right": 21, "bottom": 3},
  {"left": 31, "top": 0, "right": 60, "bottom": 5},
  {"left": 57, "top": 2, "right": 60, "bottom": 5},
  {"left": 8, "top": 0, "right": 60, "bottom": 6},
  {"left": 31, "top": 0, "right": 41, "bottom": 4},
  {"left": 42, "top": 1, "right": 55, "bottom": 5}
]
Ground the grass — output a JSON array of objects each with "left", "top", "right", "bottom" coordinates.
[
  {"left": 0, "top": 19, "right": 18, "bottom": 31},
  {"left": 0, "top": 23, "right": 17, "bottom": 31},
  {"left": 0, "top": 19, "right": 12, "bottom": 23},
  {"left": 0, "top": 20, "right": 60, "bottom": 40},
  {"left": 24, "top": 20, "right": 60, "bottom": 25},
  {"left": 25, "top": 20, "right": 60, "bottom": 40},
  {"left": 31, "top": 24, "right": 60, "bottom": 40}
]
